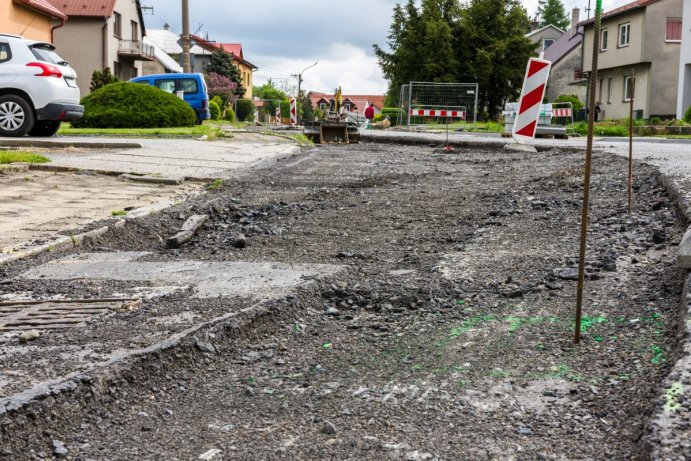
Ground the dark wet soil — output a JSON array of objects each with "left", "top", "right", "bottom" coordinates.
[{"left": 0, "top": 142, "right": 686, "bottom": 460}]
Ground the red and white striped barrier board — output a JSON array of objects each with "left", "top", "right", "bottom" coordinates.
[
  {"left": 409, "top": 109, "right": 466, "bottom": 119},
  {"left": 552, "top": 108, "right": 572, "bottom": 117},
  {"left": 275, "top": 107, "right": 281, "bottom": 125},
  {"left": 289, "top": 97, "right": 297, "bottom": 125},
  {"left": 512, "top": 58, "right": 552, "bottom": 143}
]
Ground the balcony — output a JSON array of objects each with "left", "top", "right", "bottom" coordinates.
[{"left": 118, "top": 40, "right": 155, "bottom": 61}]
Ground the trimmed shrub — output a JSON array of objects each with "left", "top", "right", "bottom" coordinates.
[
  {"left": 553, "top": 94, "right": 584, "bottom": 112},
  {"left": 90, "top": 67, "right": 119, "bottom": 93},
  {"left": 381, "top": 107, "right": 404, "bottom": 126},
  {"left": 73, "top": 82, "right": 195, "bottom": 128},
  {"left": 209, "top": 100, "right": 221, "bottom": 120},
  {"left": 685, "top": 106, "right": 691, "bottom": 123},
  {"left": 224, "top": 107, "right": 236, "bottom": 123},
  {"left": 373, "top": 114, "right": 385, "bottom": 122},
  {"left": 235, "top": 98, "right": 255, "bottom": 122}
]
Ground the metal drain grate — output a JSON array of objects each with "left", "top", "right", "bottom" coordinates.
[{"left": 0, "top": 298, "right": 139, "bottom": 331}]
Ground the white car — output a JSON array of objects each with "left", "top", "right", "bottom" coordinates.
[{"left": 0, "top": 33, "right": 83, "bottom": 137}]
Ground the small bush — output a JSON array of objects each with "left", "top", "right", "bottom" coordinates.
[
  {"left": 381, "top": 107, "right": 404, "bottom": 126},
  {"left": 73, "top": 82, "right": 195, "bottom": 128},
  {"left": 90, "top": 67, "right": 119, "bottom": 92},
  {"left": 648, "top": 116, "right": 662, "bottom": 125},
  {"left": 209, "top": 100, "right": 221, "bottom": 120},
  {"left": 685, "top": 106, "right": 691, "bottom": 123},
  {"left": 224, "top": 107, "right": 236, "bottom": 122},
  {"left": 553, "top": 94, "right": 584, "bottom": 112},
  {"left": 235, "top": 99, "right": 255, "bottom": 122},
  {"left": 373, "top": 114, "right": 385, "bottom": 122}
]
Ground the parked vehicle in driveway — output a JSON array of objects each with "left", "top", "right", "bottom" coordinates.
[
  {"left": 0, "top": 33, "right": 83, "bottom": 137},
  {"left": 130, "top": 73, "right": 210, "bottom": 125}
]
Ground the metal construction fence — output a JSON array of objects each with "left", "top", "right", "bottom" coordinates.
[
  {"left": 550, "top": 102, "right": 575, "bottom": 134},
  {"left": 251, "top": 99, "right": 281, "bottom": 124},
  {"left": 398, "top": 82, "right": 479, "bottom": 129}
]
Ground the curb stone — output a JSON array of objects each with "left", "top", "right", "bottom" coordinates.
[{"left": 636, "top": 171, "right": 691, "bottom": 459}]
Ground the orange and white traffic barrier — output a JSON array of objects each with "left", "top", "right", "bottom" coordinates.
[
  {"left": 290, "top": 97, "right": 297, "bottom": 125},
  {"left": 552, "top": 108, "right": 572, "bottom": 117},
  {"left": 512, "top": 57, "right": 552, "bottom": 143},
  {"left": 275, "top": 107, "right": 281, "bottom": 125},
  {"left": 409, "top": 109, "right": 466, "bottom": 119}
]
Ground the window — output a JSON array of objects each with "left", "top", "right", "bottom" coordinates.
[
  {"left": 607, "top": 78, "right": 613, "bottom": 104},
  {"left": 600, "top": 29, "right": 608, "bottom": 51},
  {"left": 618, "top": 23, "right": 630, "bottom": 47},
  {"left": 624, "top": 75, "right": 635, "bottom": 101},
  {"left": 543, "top": 39, "right": 554, "bottom": 51},
  {"left": 599, "top": 79, "right": 604, "bottom": 103},
  {"left": 131, "top": 21, "right": 138, "bottom": 41},
  {"left": 319, "top": 103, "right": 326, "bottom": 110},
  {"left": 666, "top": 18, "right": 682, "bottom": 42},
  {"left": 114, "top": 12, "right": 122, "bottom": 37},
  {"left": 155, "top": 79, "right": 176, "bottom": 93},
  {"left": 0, "top": 42, "right": 12, "bottom": 63}
]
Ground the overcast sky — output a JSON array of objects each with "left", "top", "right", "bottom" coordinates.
[{"left": 142, "top": 0, "right": 632, "bottom": 96}]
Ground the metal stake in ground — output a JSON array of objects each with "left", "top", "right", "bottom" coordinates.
[
  {"left": 628, "top": 68, "right": 635, "bottom": 213},
  {"left": 575, "top": 0, "right": 602, "bottom": 344},
  {"left": 444, "top": 105, "right": 453, "bottom": 152}
]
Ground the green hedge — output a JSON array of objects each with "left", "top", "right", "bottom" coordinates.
[
  {"left": 553, "top": 94, "right": 584, "bottom": 112},
  {"left": 381, "top": 107, "right": 404, "bottom": 126},
  {"left": 685, "top": 106, "right": 691, "bottom": 124},
  {"left": 235, "top": 99, "right": 255, "bottom": 122},
  {"left": 73, "top": 82, "right": 195, "bottom": 128}
]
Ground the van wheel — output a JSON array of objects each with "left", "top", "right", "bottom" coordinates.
[
  {"left": 0, "top": 95, "right": 35, "bottom": 137},
  {"left": 29, "top": 120, "right": 61, "bottom": 137}
]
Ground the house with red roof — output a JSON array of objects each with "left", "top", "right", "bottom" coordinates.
[
  {"left": 580, "top": 0, "right": 683, "bottom": 119},
  {"left": 46, "top": 0, "right": 154, "bottom": 94},
  {"left": 189, "top": 36, "right": 257, "bottom": 99},
  {"left": 0, "top": 0, "right": 66, "bottom": 42},
  {"left": 307, "top": 91, "right": 385, "bottom": 114}
]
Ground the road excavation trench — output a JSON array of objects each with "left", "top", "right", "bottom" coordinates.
[{"left": 0, "top": 142, "right": 685, "bottom": 460}]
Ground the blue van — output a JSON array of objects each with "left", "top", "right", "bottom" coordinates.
[{"left": 130, "top": 73, "right": 210, "bottom": 124}]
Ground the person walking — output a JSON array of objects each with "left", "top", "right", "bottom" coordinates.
[{"left": 364, "top": 103, "right": 375, "bottom": 129}]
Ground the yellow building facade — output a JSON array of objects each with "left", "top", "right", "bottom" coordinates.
[{"left": 0, "top": 0, "right": 65, "bottom": 42}]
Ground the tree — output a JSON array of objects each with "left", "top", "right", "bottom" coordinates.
[
  {"left": 538, "top": 0, "right": 570, "bottom": 30},
  {"left": 206, "top": 72, "right": 237, "bottom": 106},
  {"left": 206, "top": 49, "right": 245, "bottom": 98},
  {"left": 253, "top": 82, "right": 289, "bottom": 120},
  {"left": 374, "top": 0, "right": 533, "bottom": 119},
  {"left": 90, "top": 67, "right": 119, "bottom": 92}
]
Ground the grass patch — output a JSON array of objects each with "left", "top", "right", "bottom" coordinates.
[
  {"left": 0, "top": 151, "right": 50, "bottom": 164},
  {"left": 207, "top": 179, "right": 223, "bottom": 190},
  {"left": 111, "top": 210, "right": 127, "bottom": 216},
  {"left": 59, "top": 123, "right": 225, "bottom": 139}
]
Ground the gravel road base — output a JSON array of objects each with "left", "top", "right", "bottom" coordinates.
[{"left": 0, "top": 142, "right": 686, "bottom": 460}]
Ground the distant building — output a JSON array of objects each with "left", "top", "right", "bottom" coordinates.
[
  {"left": 307, "top": 92, "right": 385, "bottom": 114},
  {"left": 144, "top": 25, "right": 257, "bottom": 98},
  {"left": 0, "top": 0, "right": 66, "bottom": 42},
  {"left": 544, "top": 8, "right": 586, "bottom": 104},
  {"left": 581, "top": 0, "right": 683, "bottom": 119},
  {"left": 47, "top": 0, "right": 154, "bottom": 95},
  {"left": 525, "top": 24, "right": 565, "bottom": 55}
]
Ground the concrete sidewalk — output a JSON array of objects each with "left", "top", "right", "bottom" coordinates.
[{"left": 3, "top": 131, "right": 299, "bottom": 180}]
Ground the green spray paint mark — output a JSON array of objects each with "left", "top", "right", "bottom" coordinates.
[
  {"left": 650, "top": 345, "right": 666, "bottom": 364},
  {"left": 664, "top": 382, "right": 683, "bottom": 412},
  {"left": 448, "top": 315, "right": 494, "bottom": 339},
  {"left": 580, "top": 315, "right": 607, "bottom": 333}
]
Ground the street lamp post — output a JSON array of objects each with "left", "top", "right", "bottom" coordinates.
[{"left": 292, "top": 62, "right": 318, "bottom": 125}]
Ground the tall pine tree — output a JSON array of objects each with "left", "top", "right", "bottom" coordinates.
[
  {"left": 207, "top": 49, "right": 245, "bottom": 98},
  {"left": 538, "top": 0, "right": 570, "bottom": 30}
]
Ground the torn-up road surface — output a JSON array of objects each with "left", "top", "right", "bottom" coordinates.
[{"left": 0, "top": 142, "right": 686, "bottom": 460}]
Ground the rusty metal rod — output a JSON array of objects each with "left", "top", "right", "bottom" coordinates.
[
  {"left": 575, "top": 0, "right": 603, "bottom": 344},
  {"left": 628, "top": 68, "right": 635, "bottom": 214}
]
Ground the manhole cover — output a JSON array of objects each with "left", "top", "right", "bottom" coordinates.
[{"left": 0, "top": 298, "right": 139, "bottom": 331}]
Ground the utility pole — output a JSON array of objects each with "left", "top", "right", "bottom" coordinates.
[
  {"left": 291, "top": 62, "right": 318, "bottom": 125},
  {"left": 181, "top": 0, "right": 191, "bottom": 73}
]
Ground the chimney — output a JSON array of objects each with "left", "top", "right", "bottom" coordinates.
[
  {"left": 531, "top": 20, "right": 539, "bottom": 32},
  {"left": 163, "top": 22, "right": 170, "bottom": 31},
  {"left": 571, "top": 8, "right": 580, "bottom": 34}
]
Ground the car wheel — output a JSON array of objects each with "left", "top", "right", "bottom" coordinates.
[
  {"left": 0, "top": 95, "right": 35, "bottom": 137},
  {"left": 29, "top": 120, "right": 61, "bottom": 137}
]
